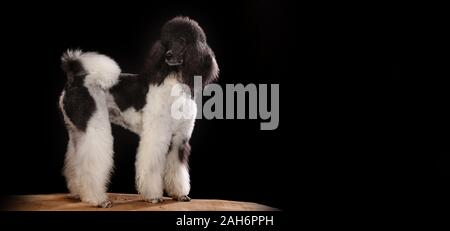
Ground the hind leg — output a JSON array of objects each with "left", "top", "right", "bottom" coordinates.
[
  {"left": 72, "top": 119, "right": 114, "bottom": 208},
  {"left": 63, "top": 131, "right": 81, "bottom": 200}
]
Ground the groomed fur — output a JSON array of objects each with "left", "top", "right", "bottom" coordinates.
[
  {"left": 58, "top": 16, "right": 219, "bottom": 206},
  {"left": 62, "top": 49, "right": 121, "bottom": 89},
  {"left": 142, "top": 16, "right": 219, "bottom": 90},
  {"left": 59, "top": 50, "right": 120, "bottom": 208},
  {"left": 130, "top": 16, "right": 219, "bottom": 203}
]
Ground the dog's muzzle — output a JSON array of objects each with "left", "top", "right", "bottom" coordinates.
[{"left": 165, "top": 50, "right": 183, "bottom": 66}]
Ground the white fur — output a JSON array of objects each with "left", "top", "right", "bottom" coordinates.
[
  {"left": 60, "top": 87, "right": 114, "bottom": 206},
  {"left": 61, "top": 50, "right": 195, "bottom": 205},
  {"left": 122, "top": 108, "right": 143, "bottom": 133},
  {"left": 134, "top": 73, "right": 196, "bottom": 202},
  {"left": 105, "top": 73, "right": 195, "bottom": 202},
  {"left": 60, "top": 51, "right": 119, "bottom": 207},
  {"left": 63, "top": 49, "right": 121, "bottom": 89},
  {"left": 106, "top": 93, "right": 143, "bottom": 134}
]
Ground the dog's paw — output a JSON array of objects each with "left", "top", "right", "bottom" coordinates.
[
  {"left": 98, "top": 200, "right": 113, "bottom": 208},
  {"left": 175, "top": 195, "right": 191, "bottom": 202},
  {"left": 146, "top": 198, "right": 164, "bottom": 204}
]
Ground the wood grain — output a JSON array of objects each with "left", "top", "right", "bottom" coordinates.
[{"left": 2, "top": 193, "right": 278, "bottom": 211}]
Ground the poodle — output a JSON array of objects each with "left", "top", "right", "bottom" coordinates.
[
  {"left": 106, "top": 16, "right": 219, "bottom": 203},
  {"left": 59, "top": 16, "right": 219, "bottom": 207}
]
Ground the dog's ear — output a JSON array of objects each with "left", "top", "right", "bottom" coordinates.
[
  {"left": 142, "top": 41, "right": 167, "bottom": 83},
  {"left": 182, "top": 42, "right": 219, "bottom": 88}
]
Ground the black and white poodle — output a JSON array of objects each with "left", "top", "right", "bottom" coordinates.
[{"left": 59, "top": 16, "right": 219, "bottom": 207}]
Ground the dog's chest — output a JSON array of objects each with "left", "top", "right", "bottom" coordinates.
[
  {"left": 107, "top": 73, "right": 196, "bottom": 135},
  {"left": 143, "top": 74, "right": 197, "bottom": 131}
]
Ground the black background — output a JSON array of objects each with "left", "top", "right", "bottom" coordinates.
[
  {"left": 0, "top": 0, "right": 291, "bottom": 210},
  {"left": 3, "top": 0, "right": 446, "bottom": 219}
]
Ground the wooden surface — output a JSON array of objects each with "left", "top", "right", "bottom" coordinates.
[{"left": 3, "top": 193, "right": 278, "bottom": 211}]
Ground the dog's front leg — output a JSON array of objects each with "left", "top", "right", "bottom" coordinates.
[
  {"left": 164, "top": 136, "right": 191, "bottom": 202},
  {"left": 164, "top": 114, "right": 195, "bottom": 201},
  {"left": 135, "top": 109, "right": 172, "bottom": 203}
]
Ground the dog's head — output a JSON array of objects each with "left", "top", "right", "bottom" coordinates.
[
  {"left": 160, "top": 17, "right": 206, "bottom": 66},
  {"left": 143, "top": 16, "right": 219, "bottom": 88}
]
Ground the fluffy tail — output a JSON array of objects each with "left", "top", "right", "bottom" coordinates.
[{"left": 61, "top": 49, "right": 121, "bottom": 89}]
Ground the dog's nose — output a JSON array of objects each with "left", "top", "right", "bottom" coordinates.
[{"left": 165, "top": 50, "right": 173, "bottom": 58}]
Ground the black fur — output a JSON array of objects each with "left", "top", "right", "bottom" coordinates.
[
  {"left": 142, "top": 16, "right": 219, "bottom": 91},
  {"left": 61, "top": 59, "right": 87, "bottom": 85},
  {"left": 179, "top": 139, "right": 191, "bottom": 163},
  {"left": 167, "top": 134, "right": 175, "bottom": 154},
  {"left": 168, "top": 140, "right": 173, "bottom": 153},
  {"left": 109, "top": 17, "right": 218, "bottom": 114},
  {"left": 62, "top": 71, "right": 96, "bottom": 132},
  {"left": 109, "top": 73, "right": 148, "bottom": 111}
]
